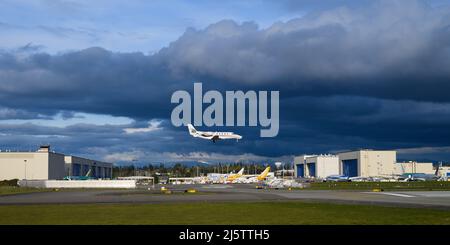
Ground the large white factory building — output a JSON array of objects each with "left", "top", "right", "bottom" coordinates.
[
  {"left": 0, "top": 145, "right": 113, "bottom": 181},
  {"left": 338, "top": 150, "right": 397, "bottom": 177},
  {"left": 294, "top": 149, "right": 437, "bottom": 178}
]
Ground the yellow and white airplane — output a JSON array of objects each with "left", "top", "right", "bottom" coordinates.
[
  {"left": 256, "top": 166, "right": 271, "bottom": 181},
  {"left": 228, "top": 166, "right": 271, "bottom": 183},
  {"left": 226, "top": 168, "right": 245, "bottom": 182}
]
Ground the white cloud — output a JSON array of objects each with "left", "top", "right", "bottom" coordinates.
[
  {"left": 103, "top": 150, "right": 142, "bottom": 162},
  {"left": 123, "top": 120, "right": 162, "bottom": 134},
  {"left": 0, "top": 112, "right": 133, "bottom": 128}
]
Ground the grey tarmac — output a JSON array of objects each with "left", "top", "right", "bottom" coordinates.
[{"left": 1, "top": 184, "right": 450, "bottom": 209}]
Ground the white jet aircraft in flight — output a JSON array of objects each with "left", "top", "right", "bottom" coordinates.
[{"left": 187, "top": 124, "right": 242, "bottom": 143}]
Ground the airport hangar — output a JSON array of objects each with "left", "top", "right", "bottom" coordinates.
[
  {"left": 294, "top": 149, "right": 436, "bottom": 178},
  {"left": 0, "top": 145, "right": 113, "bottom": 180}
]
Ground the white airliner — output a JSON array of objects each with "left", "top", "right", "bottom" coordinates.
[{"left": 187, "top": 124, "right": 242, "bottom": 143}]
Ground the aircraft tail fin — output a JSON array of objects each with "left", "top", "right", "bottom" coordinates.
[
  {"left": 257, "top": 166, "right": 270, "bottom": 181},
  {"left": 85, "top": 168, "right": 92, "bottom": 177},
  {"left": 187, "top": 124, "right": 197, "bottom": 135},
  {"left": 435, "top": 162, "right": 441, "bottom": 176},
  {"left": 237, "top": 168, "right": 244, "bottom": 175}
]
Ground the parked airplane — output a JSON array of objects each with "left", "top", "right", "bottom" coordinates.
[
  {"left": 231, "top": 166, "right": 272, "bottom": 183},
  {"left": 63, "top": 168, "right": 96, "bottom": 180},
  {"left": 226, "top": 168, "right": 245, "bottom": 182},
  {"left": 187, "top": 124, "right": 242, "bottom": 143},
  {"left": 398, "top": 173, "right": 439, "bottom": 181},
  {"left": 323, "top": 175, "right": 350, "bottom": 182},
  {"left": 206, "top": 168, "right": 245, "bottom": 183},
  {"left": 256, "top": 166, "right": 271, "bottom": 181}
]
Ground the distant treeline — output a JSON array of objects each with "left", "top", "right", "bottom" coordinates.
[{"left": 112, "top": 163, "right": 269, "bottom": 179}]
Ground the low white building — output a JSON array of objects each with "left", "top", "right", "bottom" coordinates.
[
  {"left": 438, "top": 166, "right": 450, "bottom": 180},
  {"left": 294, "top": 154, "right": 339, "bottom": 178},
  {"left": 19, "top": 179, "right": 136, "bottom": 189},
  {"left": 394, "top": 161, "right": 435, "bottom": 175}
]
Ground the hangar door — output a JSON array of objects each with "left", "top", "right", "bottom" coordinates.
[
  {"left": 342, "top": 159, "right": 358, "bottom": 177},
  {"left": 72, "top": 164, "right": 81, "bottom": 176},
  {"left": 296, "top": 164, "right": 304, "bottom": 177},
  {"left": 307, "top": 162, "right": 316, "bottom": 177}
]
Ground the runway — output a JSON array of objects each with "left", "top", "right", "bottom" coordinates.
[{"left": 1, "top": 184, "right": 450, "bottom": 209}]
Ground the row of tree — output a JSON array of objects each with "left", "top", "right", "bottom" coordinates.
[{"left": 112, "top": 163, "right": 270, "bottom": 178}]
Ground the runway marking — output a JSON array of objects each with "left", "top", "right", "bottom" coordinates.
[
  {"left": 365, "top": 192, "right": 415, "bottom": 198},
  {"left": 202, "top": 185, "right": 232, "bottom": 189},
  {"left": 406, "top": 191, "right": 450, "bottom": 198}
]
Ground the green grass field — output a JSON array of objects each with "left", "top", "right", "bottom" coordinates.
[
  {"left": 0, "top": 202, "right": 449, "bottom": 225},
  {"left": 0, "top": 186, "right": 116, "bottom": 196},
  {"left": 308, "top": 181, "right": 450, "bottom": 191},
  {"left": 0, "top": 180, "right": 48, "bottom": 196}
]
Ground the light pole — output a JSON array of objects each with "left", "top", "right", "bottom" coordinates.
[
  {"left": 24, "top": 159, "right": 27, "bottom": 180},
  {"left": 132, "top": 159, "right": 138, "bottom": 176}
]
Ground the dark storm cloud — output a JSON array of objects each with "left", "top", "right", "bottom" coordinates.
[
  {"left": 157, "top": 0, "right": 450, "bottom": 101},
  {"left": 0, "top": 47, "right": 176, "bottom": 119},
  {"left": 1, "top": 0, "right": 450, "bottom": 117},
  {"left": 1, "top": 0, "right": 450, "bottom": 162},
  {"left": 281, "top": 96, "right": 450, "bottom": 149},
  {"left": 1, "top": 96, "right": 450, "bottom": 163}
]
